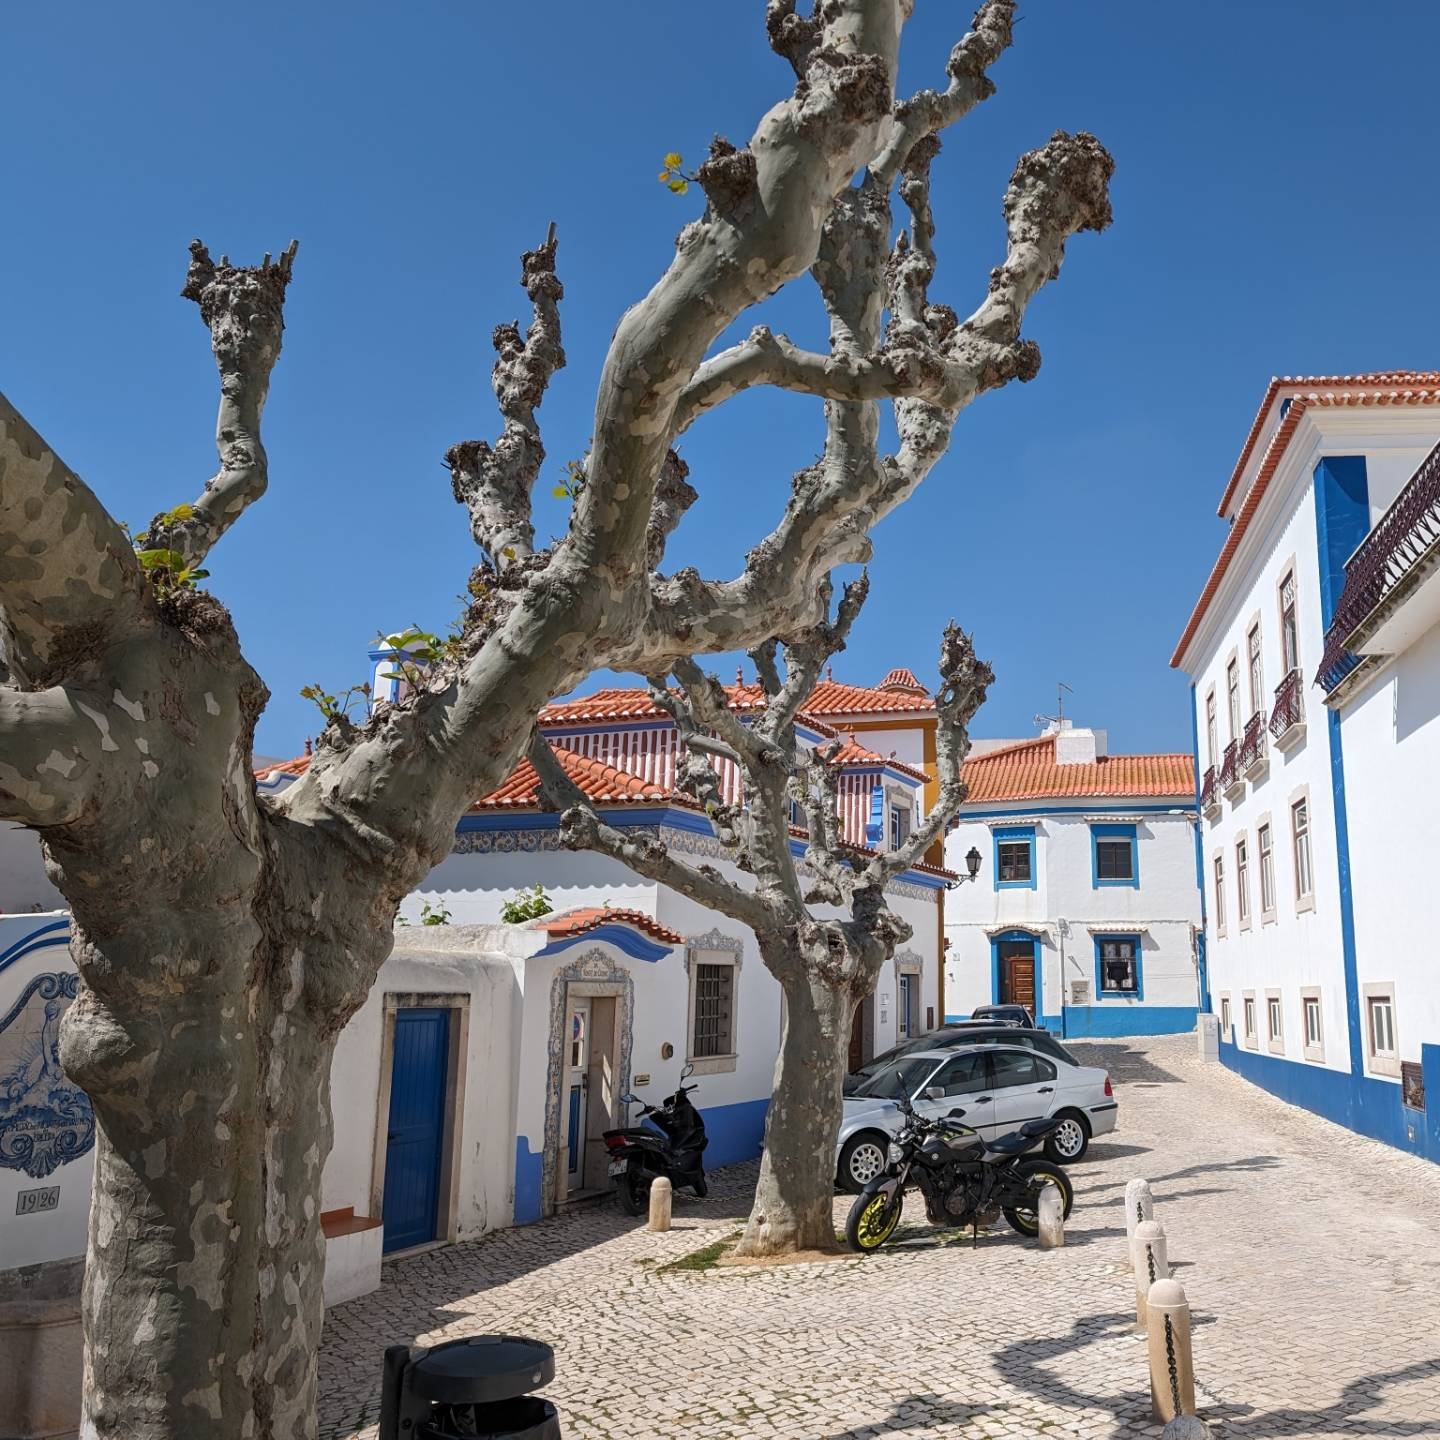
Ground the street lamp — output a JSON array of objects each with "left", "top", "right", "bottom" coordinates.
[{"left": 960, "top": 846, "right": 982, "bottom": 883}]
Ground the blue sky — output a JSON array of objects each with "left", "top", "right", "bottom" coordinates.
[{"left": 6, "top": 2, "right": 1440, "bottom": 761}]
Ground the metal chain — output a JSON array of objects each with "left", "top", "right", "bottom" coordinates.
[
  {"left": 1147, "top": 1246, "right": 1157, "bottom": 1285},
  {"left": 1164, "top": 1314, "right": 1181, "bottom": 1411}
]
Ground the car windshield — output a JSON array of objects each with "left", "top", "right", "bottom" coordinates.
[
  {"left": 853, "top": 1036, "right": 946, "bottom": 1080},
  {"left": 850, "top": 1056, "right": 938, "bottom": 1100}
]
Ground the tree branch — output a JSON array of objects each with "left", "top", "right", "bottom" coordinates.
[
  {"left": 0, "top": 390, "right": 148, "bottom": 686},
  {"left": 448, "top": 225, "right": 565, "bottom": 572},
  {"left": 0, "top": 686, "right": 99, "bottom": 826},
  {"left": 527, "top": 731, "right": 778, "bottom": 933},
  {"left": 150, "top": 241, "right": 298, "bottom": 567},
  {"left": 864, "top": 622, "right": 992, "bottom": 884}
]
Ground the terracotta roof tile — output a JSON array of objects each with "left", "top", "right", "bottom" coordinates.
[
  {"left": 876, "top": 667, "right": 928, "bottom": 695},
  {"left": 830, "top": 738, "right": 929, "bottom": 784},
  {"left": 1174, "top": 379, "right": 1440, "bottom": 668},
  {"left": 962, "top": 736, "right": 1194, "bottom": 804},
  {"left": 531, "top": 905, "right": 682, "bottom": 946},
  {"left": 474, "top": 747, "right": 678, "bottom": 809},
  {"left": 255, "top": 755, "right": 311, "bottom": 781}
]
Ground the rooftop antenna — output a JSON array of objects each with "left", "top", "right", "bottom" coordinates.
[{"left": 1033, "top": 680, "right": 1074, "bottom": 732}]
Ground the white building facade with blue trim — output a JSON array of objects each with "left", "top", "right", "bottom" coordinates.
[
  {"left": 943, "top": 724, "right": 1202, "bottom": 1036},
  {"left": 1173, "top": 372, "right": 1440, "bottom": 1168}
]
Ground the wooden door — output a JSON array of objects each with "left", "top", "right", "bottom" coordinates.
[{"left": 998, "top": 942, "right": 1036, "bottom": 1015}]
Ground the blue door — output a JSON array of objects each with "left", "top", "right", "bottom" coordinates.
[{"left": 382, "top": 1008, "right": 450, "bottom": 1253}]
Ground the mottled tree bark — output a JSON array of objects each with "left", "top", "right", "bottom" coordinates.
[{"left": 1, "top": 1, "right": 1112, "bottom": 1431}]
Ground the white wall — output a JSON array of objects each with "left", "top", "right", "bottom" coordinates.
[
  {"left": 0, "top": 824, "right": 64, "bottom": 914},
  {"left": 944, "top": 807, "right": 1200, "bottom": 1027}
]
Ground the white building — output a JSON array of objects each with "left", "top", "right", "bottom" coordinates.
[
  {"left": 944, "top": 722, "right": 1201, "bottom": 1036},
  {"left": 1172, "top": 371, "right": 1440, "bottom": 1167}
]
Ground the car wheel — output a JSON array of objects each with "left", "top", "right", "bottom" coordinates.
[
  {"left": 1043, "top": 1111, "right": 1090, "bottom": 1164},
  {"left": 837, "top": 1132, "right": 889, "bottom": 1193}
]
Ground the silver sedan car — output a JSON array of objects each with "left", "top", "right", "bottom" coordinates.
[{"left": 835, "top": 1043, "right": 1117, "bottom": 1192}]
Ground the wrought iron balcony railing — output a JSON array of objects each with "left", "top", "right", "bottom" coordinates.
[
  {"left": 1199, "top": 765, "right": 1218, "bottom": 811},
  {"left": 1218, "top": 739, "right": 1240, "bottom": 791},
  {"left": 1318, "top": 437, "right": 1440, "bottom": 693},
  {"left": 1238, "top": 710, "right": 1267, "bottom": 772},
  {"left": 1270, "top": 667, "right": 1305, "bottom": 744}
]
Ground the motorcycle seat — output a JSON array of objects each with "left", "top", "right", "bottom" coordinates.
[
  {"left": 985, "top": 1131, "right": 1036, "bottom": 1155},
  {"left": 1020, "top": 1117, "right": 1060, "bottom": 1139}
]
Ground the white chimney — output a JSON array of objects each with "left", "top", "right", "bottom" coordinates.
[{"left": 1053, "top": 724, "right": 1100, "bottom": 766}]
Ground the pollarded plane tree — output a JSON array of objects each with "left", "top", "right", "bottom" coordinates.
[
  {"left": 0, "top": 2, "right": 1108, "bottom": 1435},
  {"left": 531, "top": 579, "right": 994, "bottom": 1256}
]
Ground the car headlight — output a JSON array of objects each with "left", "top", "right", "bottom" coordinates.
[{"left": 887, "top": 1142, "right": 905, "bottom": 1163}]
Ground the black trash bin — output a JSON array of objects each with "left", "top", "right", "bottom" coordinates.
[{"left": 379, "top": 1334, "right": 561, "bottom": 1439}]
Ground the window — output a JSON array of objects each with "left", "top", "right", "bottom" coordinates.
[
  {"left": 1205, "top": 690, "right": 1218, "bottom": 768},
  {"left": 1213, "top": 854, "right": 1226, "bottom": 936},
  {"left": 1257, "top": 822, "right": 1275, "bottom": 917},
  {"left": 889, "top": 800, "right": 912, "bottom": 851},
  {"left": 1364, "top": 986, "right": 1399, "bottom": 1077},
  {"left": 989, "top": 1051, "right": 1056, "bottom": 1090},
  {"left": 1247, "top": 623, "right": 1265, "bottom": 712},
  {"left": 928, "top": 1051, "right": 989, "bottom": 1098},
  {"left": 1091, "top": 824, "right": 1138, "bottom": 888},
  {"left": 1095, "top": 936, "right": 1141, "bottom": 997},
  {"left": 1219, "top": 995, "right": 1232, "bottom": 1038},
  {"left": 1291, "top": 796, "right": 1313, "bottom": 906},
  {"left": 1266, "top": 991, "right": 1283, "bottom": 1053},
  {"left": 1226, "top": 656, "right": 1242, "bottom": 738},
  {"left": 686, "top": 943, "right": 742, "bottom": 1074},
  {"left": 993, "top": 826, "right": 1036, "bottom": 889},
  {"left": 1280, "top": 570, "right": 1299, "bottom": 673},
  {"left": 1242, "top": 993, "right": 1257, "bottom": 1047},
  {"left": 1236, "top": 835, "right": 1250, "bottom": 927},
  {"left": 1301, "top": 988, "right": 1324, "bottom": 1063}
]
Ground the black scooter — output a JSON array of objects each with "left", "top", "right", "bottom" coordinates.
[{"left": 602, "top": 1063, "right": 709, "bottom": 1215}]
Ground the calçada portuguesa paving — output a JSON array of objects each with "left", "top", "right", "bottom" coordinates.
[{"left": 317, "top": 1036, "right": 1440, "bottom": 1438}]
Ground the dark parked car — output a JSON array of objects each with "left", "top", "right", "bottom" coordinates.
[
  {"left": 843, "top": 1023, "right": 1078, "bottom": 1095},
  {"left": 971, "top": 1004, "right": 1036, "bottom": 1029}
]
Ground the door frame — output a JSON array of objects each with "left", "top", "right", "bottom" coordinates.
[
  {"left": 989, "top": 930, "right": 1041, "bottom": 1013},
  {"left": 540, "top": 948, "right": 634, "bottom": 1214},
  {"left": 370, "top": 992, "right": 470, "bottom": 1248}
]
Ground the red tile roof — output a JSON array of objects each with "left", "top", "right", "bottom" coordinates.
[
  {"left": 474, "top": 747, "right": 681, "bottom": 809},
  {"left": 802, "top": 677, "right": 934, "bottom": 715},
  {"left": 961, "top": 736, "right": 1194, "bottom": 804},
  {"left": 831, "top": 738, "right": 929, "bottom": 784},
  {"left": 255, "top": 755, "right": 311, "bottom": 781},
  {"left": 877, "top": 667, "right": 928, "bottom": 695},
  {"left": 531, "top": 905, "right": 682, "bottom": 946},
  {"left": 1173, "top": 377, "right": 1440, "bottom": 669}
]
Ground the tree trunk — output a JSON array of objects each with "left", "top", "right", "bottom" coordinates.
[{"left": 734, "top": 936, "right": 856, "bottom": 1257}]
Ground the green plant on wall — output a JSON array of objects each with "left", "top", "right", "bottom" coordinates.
[
  {"left": 419, "top": 900, "right": 451, "bottom": 927},
  {"left": 500, "top": 883, "right": 553, "bottom": 924}
]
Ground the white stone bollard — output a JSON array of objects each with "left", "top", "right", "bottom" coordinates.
[
  {"left": 1146, "top": 1277, "right": 1198, "bottom": 1423},
  {"left": 647, "top": 1176, "right": 673, "bottom": 1232},
  {"left": 1124, "top": 1177, "right": 1154, "bottom": 1247},
  {"left": 1131, "top": 1219, "right": 1170, "bottom": 1334},
  {"left": 1162, "top": 1417, "right": 1212, "bottom": 1439},
  {"left": 1037, "top": 1185, "right": 1065, "bottom": 1249}
]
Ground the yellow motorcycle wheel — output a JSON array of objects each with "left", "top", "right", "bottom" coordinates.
[{"left": 845, "top": 1189, "right": 903, "bottom": 1253}]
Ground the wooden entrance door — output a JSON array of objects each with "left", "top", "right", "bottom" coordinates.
[
  {"left": 997, "top": 940, "right": 1036, "bottom": 1015},
  {"left": 563, "top": 998, "right": 591, "bottom": 1197}
]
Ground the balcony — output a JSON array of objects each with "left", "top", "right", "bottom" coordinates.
[
  {"left": 1270, "top": 667, "right": 1306, "bottom": 751},
  {"left": 1219, "top": 739, "right": 1244, "bottom": 800},
  {"left": 1238, "top": 709, "right": 1268, "bottom": 777},
  {"left": 1318, "top": 438, "right": 1440, "bottom": 699},
  {"left": 1199, "top": 765, "right": 1220, "bottom": 817}
]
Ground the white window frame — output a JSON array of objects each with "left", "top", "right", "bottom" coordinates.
[
  {"left": 1278, "top": 563, "right": 1300, "bottom": 674},
  {"left": 1291, "top": 787, "right": 1314, "bottom": 912},
  {"left": 1265, "top": 989, "right": 1284, "bottom": 1055},
  {"left": 1241, "top": 991, "right": 1257, "bottom": 1050},
  {"left": 896, "top": 957, "right": 924, "bottom": 1040},
  {"left": 1219, "top": 994, "right": 1232, "bottom": 1042},
  {"left": 1257, "top": 816, "right": 1276, "bottom": 922},
  {"left": 1205, "top": 688, "right": 1218, "bottom": 769},
  {"left": 1300, "top": 986, "right": 1324, "bottom": 1064},
  {"left": 1362, "top": 983, "right": 1400, "bottom": 1079},
  {"left": 1236, "top": 833, "right": 1251, "bottom": 931},
  {"left": 683, "top": 931, "right": 744, "bottom": 1076},
  {"left": 1212, "top": 853, "right": 1227, "bottom": 938},
  {"left": 1225, "top": 652, "right": 1242, "bottom": 740},
  {"left": 1246, "top": 616, "right": 1265, "bottom": 715},
  {"left": 888, "top": 790, "right": 913, "bottom": 852}
]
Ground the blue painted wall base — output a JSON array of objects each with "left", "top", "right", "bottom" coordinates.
[
  {"left": 1220, "top": 1037, "right": 1440, "bottom": 1165},
  {"left": 513, "top": 1136, "right": 545, "bottom": 1225},
  {"left": 1063, "top": 1005, "right": 1197, "bottom": 1038}
]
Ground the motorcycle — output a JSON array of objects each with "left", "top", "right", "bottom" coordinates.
[
  {"left": 844, "top": 1082, "right": 1073, "bottom": 1253},
  {"left": 602, "top": 1063, "right": 709, "bottom": 1216}
]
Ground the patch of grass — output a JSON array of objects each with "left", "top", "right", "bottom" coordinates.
[{"left": 655, "top": 1229, "right": 743, "bottom": 1274}]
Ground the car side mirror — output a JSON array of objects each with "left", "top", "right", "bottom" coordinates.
[{"left": 924, "top": 1086, "right": 943, "bottom": 1100}]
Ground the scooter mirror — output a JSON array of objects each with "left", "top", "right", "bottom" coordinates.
[{"left": 680, "top": 1061, "right": 695, "bottom": 1079}]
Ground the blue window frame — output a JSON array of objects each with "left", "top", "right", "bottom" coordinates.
[
  {"left": 992, "top": 826, "right": 1036, "bottom": 890},
  {"left": 1094, "top": 934, "right": 1144, "bottom": 1000},
  {"left": 1091, "top": 823, "right": 1139, "bottom": 889}
]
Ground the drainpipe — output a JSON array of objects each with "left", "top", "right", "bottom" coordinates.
[{"left": 1057, "top": 916, "right": 1070, "bottom": 1039}]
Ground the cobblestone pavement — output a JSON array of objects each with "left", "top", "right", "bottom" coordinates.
[{"left": 318, "top": 1036, "right": 1440, "bottom": 1438}]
